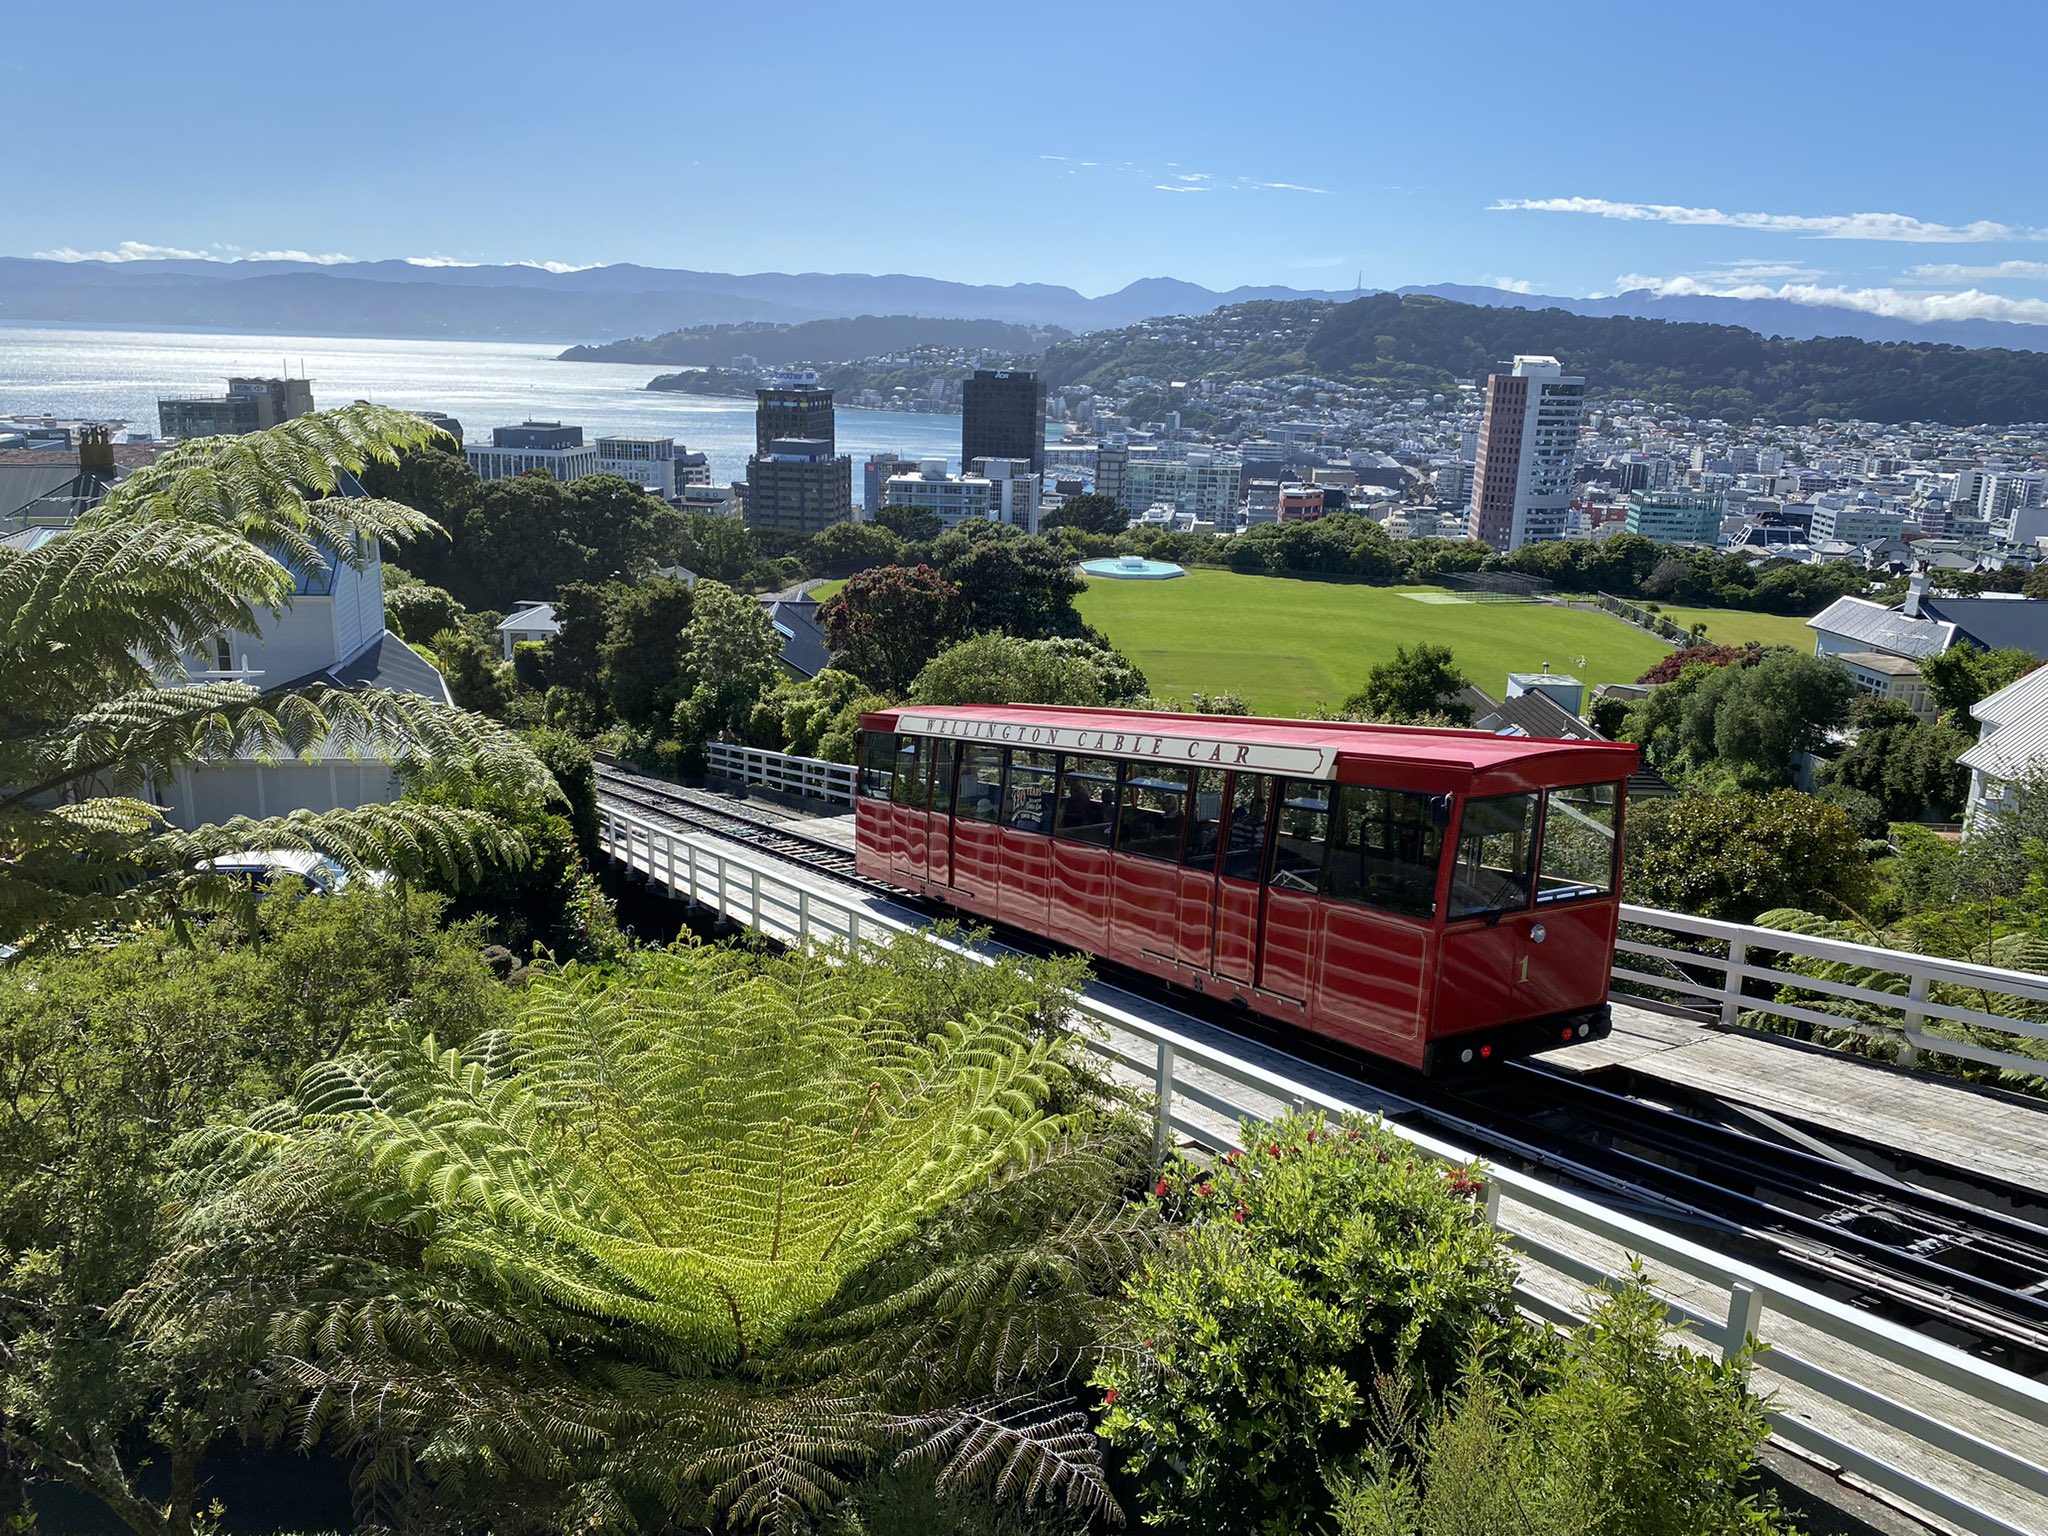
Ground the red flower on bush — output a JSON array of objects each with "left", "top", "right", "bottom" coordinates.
[
  {"left": 1102, "top": 1387, "right": 1119, "bottom": 1406},
  {"left": 1231, "top": 1206, "right": 1248, "bottom": 1222},
  {"left": 1224, "top": 1149, "right": 1242, "bottom": 1164},
  {"left": 1155, "top": 1177, "right": 1170, "bottom": 1198},
  {"left": 1265, "top": 1143, "right": 1281, "bottom": 1158},
  {"left": 1197, "top": 1181, "right": 1213, "bottom": 1198}
]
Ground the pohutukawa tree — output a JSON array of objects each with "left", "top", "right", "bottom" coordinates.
[
  {"left": 0, "top": 405, "right": 551, "bottom": 950},
  {"left": 130, "top": 937, "right": 1154, "bottom": 1534}
]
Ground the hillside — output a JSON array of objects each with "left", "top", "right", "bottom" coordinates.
[
  {"left": 1038, "top": 294, "right": 2048, "bottom": 425},
  {"left": 560, "top": 315, "right": 1065, "bottom": 366}
]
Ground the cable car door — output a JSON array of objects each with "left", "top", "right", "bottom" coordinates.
[
  {"left": 1209, "top": 773, "right": 1271, "bottom": 987},
  {"left": 927, "top": 739, "right": 958, "bottom": 886}
]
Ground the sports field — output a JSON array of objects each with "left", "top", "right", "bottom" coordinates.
[
  {"left": 1638, "top": 603, "right": 1816, "bottom": 651},
  {"left": 1075, "top": 571, "right": 1674, "bottom": 716}
]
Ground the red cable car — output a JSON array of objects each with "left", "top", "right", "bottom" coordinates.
[{"left": 854, "top": 705, "right": 1638, "bottom": 1073}]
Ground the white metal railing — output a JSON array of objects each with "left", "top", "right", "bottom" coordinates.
[
  {"left": 706, "top": 742, "right": 857, "bottom": 805},
  {"left": 597, "top": 801, "right": 2048, "bottom": 1536},
  {"left": 1618, "top": 903, "right": 2048, "bottom": 1082},
  {"left": 689, "top": 745, "right": 2048, "bottom": 1086}
]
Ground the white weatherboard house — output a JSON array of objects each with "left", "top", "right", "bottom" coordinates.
[
  {"left": 498, "top": 600, "right": 561, "bottom": 660},
  {"left": 156, "top": 533, "right": 452, "bottom": 828},
  {"left": 1960, "top": 664, "right": 2048, "bottom": 831}
]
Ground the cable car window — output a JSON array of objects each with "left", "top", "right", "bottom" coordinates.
[
  {"left": 1537, "top": 782, "right": 1620, "bottom": 903},
  {"left": 1267, "top": 780, "right": 1330, "bottom": 893},
  {"left": 955, "top": 742, "right": 1005, "bottom": 824},
  {"left": 1117, "top": 769, "right": 1190, "bottom": 862},
  {"left": 1219, "top": 773, "right": 1271, "bottom": 881},
  {"left": 858, "top": 731, "right": 895, "bottom": 800},
  {"left": 1054, "top": 756, "right": 1120, "bottom": 847},
  {"left": 1449, "top": 793, "right": 1540, "bottom": 918},
  {"left": 889, "top": 735, "right": 927, "bottom": 808},
  {"left": 928, "top": 739, "right": 959, "bottom": 817},
  {"left": 1324, "top": 785, "right": 1445, "bottom": 919},
  {"left": 1184, "top": 768, "right": 1228, "bottom": 869},
  {"left": 1005, "top": 750, "right": 1056, "bottom": 833}
]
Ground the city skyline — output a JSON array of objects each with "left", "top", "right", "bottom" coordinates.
[{"left": 7, "top": 0, "right": 2048, "bottom": 335}]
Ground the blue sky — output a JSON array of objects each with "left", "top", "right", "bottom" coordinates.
[{"left": 10, "top": 0, "right": 2048, "bottom": 326}]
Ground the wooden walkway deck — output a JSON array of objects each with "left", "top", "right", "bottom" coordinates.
[{"left": 1561, "top": 1004, "right": 2048, "bottom": 1191}]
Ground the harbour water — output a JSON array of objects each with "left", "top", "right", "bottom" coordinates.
[{"left": 0, "top": 324, "right": 983, "bottom": 485}]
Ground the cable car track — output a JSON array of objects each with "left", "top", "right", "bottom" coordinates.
[{"left": 595, "top": 765, "right": 2048, "bottom": 1370}]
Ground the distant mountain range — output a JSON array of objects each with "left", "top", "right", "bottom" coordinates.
[{"left": 2, "top": 255, "right": 2045, "bottom": 355}]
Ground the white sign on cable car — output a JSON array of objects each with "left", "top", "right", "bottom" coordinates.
[{"left": 893, "top": 712, "right": 1335, "bottom": 778}]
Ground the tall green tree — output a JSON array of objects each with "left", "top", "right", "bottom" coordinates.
[
  {"left": 1341, "top": 644, "right": 1474, "bottom": 725},
  {"left": 598, "top": 575, "right": 695, "bottom": 727},
  {"left": 1923, "top": 645, "right": 2039, "bottom": 721},
  {"left": 820, "top": 564, "right": 968, "bottom": 695},
  {"left": 132, "top": 937, "right": 1149, "bottom": 1535},
  {"left": 1041, "top": 493, "right": 1126, "bottom": 537},
  {"left": 678, "top": 580, "right": 786, "bottom": 740},
  {"left": 0, "top": 405, "right": 548, "bottom": 952}
]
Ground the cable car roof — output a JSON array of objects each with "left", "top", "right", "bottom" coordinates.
[{"left": 868, "top": 705, "right": 1637, "bottom": 787}]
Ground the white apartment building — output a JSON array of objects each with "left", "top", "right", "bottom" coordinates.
[
  {"left": 1809, "top": 501, "right": 1906, "bottom": 545},
  {"left": 595, "top": 435, "right": 676, "bottom": 497},
  {"left": 884, "top": 457, "right": 1042, "bottom": 532},
  {"left": 1978, "top": 471, "right": 2045, "bottom": 530},
  {"left": 1120, "top": 447, "right": 1243, "bottom": 521},
  {"left": 1468, "top": 356, "right": 1585, "bottom": 550}
]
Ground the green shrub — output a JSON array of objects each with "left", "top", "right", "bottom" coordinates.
[
  {"left": 1326, "top": 1273, "right": 1798, "bottom": 1536},
  {"left": 1092, "top": 1112, "right": 1521, "bottom": 1535}
]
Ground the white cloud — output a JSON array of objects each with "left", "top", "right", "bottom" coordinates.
[
  {"left": 517, "top": 259, "right": 604, "bottom": 273},
  {"left": 1906, "top": 259, "right": 2048, "bottom": 282},
  {"left": 1153, "top": 184, "right": 1210, "bottom": 194},
  {"left": 34, "top": 241, "right": 355, "bottom": 264},
  {"left": 1174, "top": 173, "right": 1211, "bottom": 183},
  {"left": 246, "top": 248, "right": 354, "bottom": 264},
  {"left": 1612, "top": 272, "right": 2048, "bottom": 326},
  {"left": 1481, "top": 275, "right": 1536, "bottom": 294},
  {"left": 34, "top": 240, "right": 217, "bottom": 262},
  {"left": 405, "top": 256, "right": 480, "bottom": 267},
  {"left": 1251, "top": 181, "right": 1330, "bottom": 195},
  {"left": 1699, "top": 260, "right": 1828, "bottom": 282},
  {"left": 1494, "top": 196, "right": 2039, "bottom": 243},
  {"left": 1038, "top": 154, "right": 1069, "bottom": 161}
]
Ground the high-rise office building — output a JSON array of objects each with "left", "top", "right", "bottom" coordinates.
[
  {"left": 961, "top": 369, "right": 1046, "bottom": 478},
  {"left": 158, "top": 376, "right": 315, "bottom": 439},
  {"left": 743, "top": 376, "right": 851, "bottom": 534},
  {"left": 1467, "top": 356, "right": 1585, "bottom": 551},
  {"left": 863, "top": 451, "right": 917, "bottom": 518},
  {"left": 743, "top": 438, "right": 853, "bottom": 536},
  {"left": 754, "top": 373, "right": 837, "bottom": 457},
  {"left": 596, "top": 435, "right": 676, "bottom": 497}
]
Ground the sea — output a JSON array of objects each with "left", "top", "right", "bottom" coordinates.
[{"left": 0, "top": 323, "right": 985, "bottom": 486}]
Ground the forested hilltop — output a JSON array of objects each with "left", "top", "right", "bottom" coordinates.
[
  {"left": 560, "top": 313, "right": 1066, "bottom": 365},
  {"left": 1039, "top": 293, "right": 2048, "bottom": 424}
]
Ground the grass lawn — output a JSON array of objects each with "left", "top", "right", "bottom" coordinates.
[
  {"left": 1075, "top": 571, "right": 1674, "bottom": 716},
  {"left": 1637, "top": 603, "right": 1817, "bottom": 651}
]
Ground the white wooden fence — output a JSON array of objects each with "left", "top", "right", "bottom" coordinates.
[
  {"left": 706, "top": 742, "right": 858, "bottom": 804},
  {"left": 598, "top": 802, "right": 2048, "bottom": 1536}
]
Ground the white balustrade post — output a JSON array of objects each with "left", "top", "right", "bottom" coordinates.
[
  {"left": 797, "top": 888, "right": 811, "bottom": 945},
  {"left": 1899, "top": 971, "right": 1929, "bottom": 1069},
  {"left": 1723, "top": 1281, "right": 1762, "bottom": 1362},
  {"left": 1152, "top": 1041, "right": 1177, "bottom": 1165},
  {"left": 1719, "top": 938, "right": 1747, "bottom": 1027}
]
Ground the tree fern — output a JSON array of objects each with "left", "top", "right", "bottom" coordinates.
[
  {"left": 128, "top": 938, "right": 1153, "bottom": 1532},
  {"left": 1752, "top": 906, "right": 2048, "bottom": 1089},
  {"left": 0, "top": 405, "right": 547, "bottom": 950}
]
